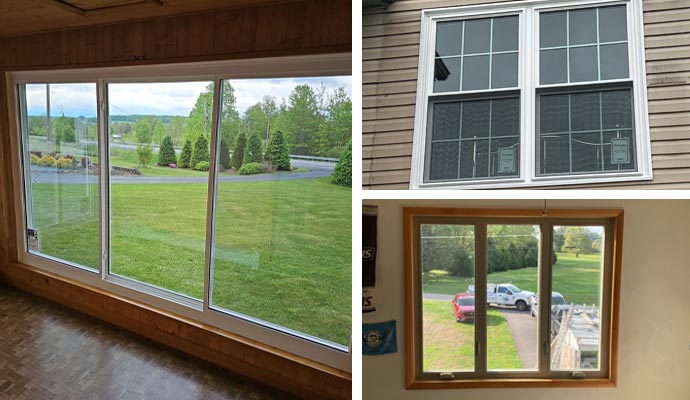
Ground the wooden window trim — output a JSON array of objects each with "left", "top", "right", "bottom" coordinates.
[{"left": 403, "top": 207, "right": 623, "bottom": 388}]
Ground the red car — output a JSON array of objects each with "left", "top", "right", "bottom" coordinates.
[{"left": 452, "top": 293, "right": 475, "bottom": 323}]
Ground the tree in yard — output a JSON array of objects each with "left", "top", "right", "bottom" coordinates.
[
  {"left": 230, "top": 132, "right": 246, "bottom": 169},
  {"left": 157, "top": 136, "right": 177, "bottom": 166},
  {"left": 243, "top": 133, "right": 263, "bottom": 165},
  {"left": 190, "top": 134, "right": 210, "bottom": 169},
  {"left": 318, "top": 87, "right": 352, "bottom": 158},
  {"left": 561, "top": 226, "right": 596, "bottom": 257},
  {"left": 331, "top": 140, "right": 351, "bottom": 187},
  {"left": 179, "top": 139, "right": 193, "bottom": 168},
  {"left": 153, "top": 120, "right": 167, "bottom": 146},
  {"left": 219, "top": 137, "right": 231, "bottom": 170},
  {"left": 185, "top": 86, "right": 213, "bottom": 144},
  {"left": 133, "top": 119, "right": 153, "bottom": 144},
  {"left": 421, "top": 224, "right": 474, "bottom": 278},
  {"left": 267, "top": 130, "right": 291, "bottom": 171},
  {"left": 284, "top": 84, "right": 323, "bottom": 156},
  {"left": 136, "top": 144, "right": 153, "bottom": 167},
  {"left": 168, "top": 116, "right": 186, "bottom": 146}
]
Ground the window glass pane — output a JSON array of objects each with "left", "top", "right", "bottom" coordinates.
[
  {"left": 540, "top": 11, "right": 567, "bottom": 48},
  {"left": 599, "top": 6, "right": 627, "bottom": 43},
  {"left": 421, "top": 224, "right": 475, "bottom": 372},
  {"left": 540, "top": 134, "right": 570, "bottom": 174},
  {"left": 461, "top": 100, "right": 490, "bottom": 139},
  {"left": 572, "top": 132, "right": 602, "bottom": 172},
  {"left": 601, "top": 90, "right": 633, "bottom": 130},
  {"left": 551, "top": 226, "right": 604, "bottom": 371},
  {"left": 434, "top": 57, "right": 462, "bottom": 93},
  {"left": 600, "top": 43, "right": 629, "bottom": 80},
  {"left": 432, "top": 102, "right": 461, "bottom": 141},
  {"left": 540, "top": 94, "right": 569, "bottom": 133},
  {"left": 603, "top": 129, "right": 635, "bottom": 171},
  {"left": 569, "top": 9, "right": 597, "bottom": 45},
  {"left": 491, "top": 98, "right": 520, "bottom": 137},
  {"left": 211, "top": 78, "right": 352, "bottom": 347},
  {"left": 108, "top": 82, "right": 213, "bottom": 299},
  {"left": 464, "top": 18, "right": 491, "bottom": 54},
  {"left": 490, "top": 138, "right": 519, "bottom": 176},
  {"left": 462, "top": 56, "right": 490, "bottom": 91},
  {"left": 492, "top": 16, "right": 519, "bottom": 52},
  {"left": 569, "top": 46, "right": 598, "bottom": 82},
  {"left": 430, "top": 141, "right": 460, "bottom": 181},
  {"left": 436, "top": 21, "right": 463, "bottom": 57},
  {"left": 540, "top": 49, "right": 567, "bottom": 85},
  {"left": 571, "top": 92, "right": 600, "bottom": 132},
  {"left": 20, "top": 83, "right": 99, "bottom": 270},
  {"left": 460, "top": 140, "right": 489, "bottom": 179},
  {"left": 492, "top": 53, "right": 518, "bottom": 89},
  {"left": 487, "top": 225, "right": 540, "bottom": 371}
]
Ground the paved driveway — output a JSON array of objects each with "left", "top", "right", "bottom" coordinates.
[{"left": 494, "top": 307, "right": 538, "bottom": 369}]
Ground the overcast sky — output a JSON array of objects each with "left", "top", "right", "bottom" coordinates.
[{"left": 25, "top": 76, "right": 352, "bottom": 118}]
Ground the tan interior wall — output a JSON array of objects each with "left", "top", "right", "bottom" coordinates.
[{"left": 362, "top": 199, "right": 690, "bottom": 399}]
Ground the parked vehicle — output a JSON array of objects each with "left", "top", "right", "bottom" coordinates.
[
  {"left": 468, "top": 283, "right": 535, "bottom": 312},
  {"left": 529, "top": 291, "right": 570, "bottom": 318},
  {"left": 451, "top": 293, "right": 475, "bottom": 323}
]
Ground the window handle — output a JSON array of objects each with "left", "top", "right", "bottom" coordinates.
[
  {"left": 439, "top": 372, "right": 455, "bottom": 380},
  {"left": 475, "top": 341, "right": 481, "bottom": 356},
  {"left": 571, "top": 371, "right": 586, "bottom": 379}
]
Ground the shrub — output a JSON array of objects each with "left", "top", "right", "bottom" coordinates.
[
  {"left": 231, "top": 133, "right": 246, "bottom": 169},
  {"left": 56, "top": 157, "right": 74, "bottom": 169},
  {"left": 30, "top": 154, "right": 41, "bottom": 165},
  {"left": 243, "top": 133, "right": 263, "bottom": 165},
  {"left": 238, "top": 162, "right": 264, "bottom": 175},
  {"left": 30, "top": 150, "right": 43, "bottom": 158},
  {"left": 193, "top": 161, "right": 210, "bottom": 171},
  {"left": 179, "top": 139, "right": 193, "bottom": 168},
  {"left": 267, "top": 130, "right": 291, "bottom": 171},
  {"left": 157, "top": 136, "right": 177, "bottom": 166},
  {"left": 38, "top": 155, "right": 57, "bottom": 167},
  {"left": 331, "top": 140, "right": 351, "bottom": 187},
  {"left": 219, "top": 137, "right": 231, "bottom": 170},
  {"left": 190, "top": 135, "right": 210, "bottom": 170},
  {"left": 136, "top": 144, "right": 153, "bottom": 166}
]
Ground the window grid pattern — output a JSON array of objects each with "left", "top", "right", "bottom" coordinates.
[{"left": 434, "top": 16, "right": 519, "bottom": 93}]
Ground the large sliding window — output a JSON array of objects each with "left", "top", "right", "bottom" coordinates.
[
  {"left": 411, "top": 0, "right": 651, "bottom": 189},
  {"left": 11, "top": 55, "right": 352, "bottom": 370},
  {"left": 404, "top": 207, "right": 623, "bottom": 387}
]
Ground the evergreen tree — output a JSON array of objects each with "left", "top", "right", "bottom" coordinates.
[
  {"left": 190, "top": 135, "right": 210, "bottom": 169},
  {"left": 179, "top": 139, "right": 193, "bottom": 168},
  {"left": 219, "top": 137, "right": 231, "bottom": 170},
  {"left": 331, "top": 140, "right": 351, "bottom": 187},
  {"left": 267, "top": 130, "right": 291, "bottom": 171},
  {"left": 231, "top": 132, "right": 246, "bottom": 169},
  {"left": 157, "top": 136, "right": 177, "bottom": 166},
  {"left": 243, "top": 133, "right": 263, "bottom": 164}
]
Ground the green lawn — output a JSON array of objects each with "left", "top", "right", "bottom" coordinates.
[
  {"left": 29, "top": 177, "right": 351, "bottom": 346},
  {"left": 423, "top": 299, "right": 522, "bottom": 371},
  {"left": 423, "top": 252, "right": 602, "bottom": 305}
]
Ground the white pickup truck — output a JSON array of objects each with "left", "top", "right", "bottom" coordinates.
[{"left": 468, "top": 283, "right": 535, "bottom": 312}]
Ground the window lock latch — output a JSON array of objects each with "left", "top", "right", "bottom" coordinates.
[
  {"left": 439, "top": 372, "right": 455, "bottom": 380},
  {"left": 571, "top": 371, "right": 586, "bottom": 379}
]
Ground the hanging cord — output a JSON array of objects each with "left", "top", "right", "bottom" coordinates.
[{"left": 542, "top": 199, "right": 548, "bottom": 217}]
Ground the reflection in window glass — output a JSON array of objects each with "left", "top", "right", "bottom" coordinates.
[
  {"left": 20, "top": 83, "right": 99, "bottom": 270},
  {"left": 211, "top": 77, "right": 352, "bottom": 348},
  {"left": 421, "top": 224, "right": 475, "bottom": 372},
  {"left": 551, "top": 226, "right": 604, "bottom": 371},
  {"left": 487, "top": 225, "right": 540, "bottom": 371},
  {"left": 108, "top": 82, "right": 214, "bottom": 299}
]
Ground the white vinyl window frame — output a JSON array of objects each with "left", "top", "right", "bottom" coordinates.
[
  {"left": 410, "top": 0, "right": 651, "bottom": 189},
  {"left": 6, "top": 53, "right": 352, "bottom": 372}
]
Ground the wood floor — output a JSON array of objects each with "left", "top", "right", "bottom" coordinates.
[{"left": 0, "top": 285, "right": 298, "bottom": 400}]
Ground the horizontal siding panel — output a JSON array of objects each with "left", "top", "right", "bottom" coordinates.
[
  {"left": 363, "top": 93, "right": 417, "bottom": 109},
  {"left": 649, "top": 112, "right": 690, "bottom": 127},
  {"left": 649, "top": 98, "right": 690, "bottom": 114},
  {"left": 645, "top": 45, "right": 690, "bottom": 61},
  {"left": 643, "top": 0, "right": 690, "bottom": 12},
  {"left": 363, "top": 81, "right": 417, "bottom": 96},
  {"left": 365, "top": 183, "right": 411, "bottom": 189},
  {"left": 644, "top": 8, "right": 690, "bottom": 24},
  {"left": 363, "top": 117, "right": 415, "bottom": 133},
  {"left": 363, "top": 57, "right": 419, "bottom": 72},
  {"left": 645, "top": 32, "right": 690, "bottom": 48},
  {"left": 363, "top": 69, "right": 418, "bottom": 84},
  {"left": 363, "top": 21, "right": 420, "bottom": 38},
  {"left": 647, "top": 71, "right": 690, "bottom": 87},
  {"left": 362, "top": 130, "right": 414, "bottom": 146},
  {"left": 364, "top": 105, "right": 416, "bottom": 120},
  {"left": 363, "top": 170, "right": 411, "bottom": 185},
  {"left": 363, "top": 156, "right": 413, "bottom": 172},
  {"left": 649, "top": 126, "right": 690, "bottom": 141},
  {"left": 362, "top": 143, "right": 413, "bottom": 159},
  {"left": 363, "top": 10, "right": 422, "bottom": 27},
  {"left": 384, "top": 0, "right": 506, "bottom": 12},
  {"left": 644, "top": 20, "right": 690, "bottom": 36},
  {"left": 364, "top": 45, "right": 419, "bottom": 60},
  {"left": 647, "top": 85, "right": 690, "bottom": 100},
  {"left": 647, "top": 59, "right": 690, "bottom": 74},
  {"left": 652, "top": 139, "right": 690, "bottom": 155},
  {"left": 363, "top": 33, "right": 420, "bottom": 49},
  {"left": 652, "top": 153, "right": 690, "bottom": 169}
]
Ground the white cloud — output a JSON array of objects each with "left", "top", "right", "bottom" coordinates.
[{"left": 26, "top": 76, "right": 352, "bottom": 118}]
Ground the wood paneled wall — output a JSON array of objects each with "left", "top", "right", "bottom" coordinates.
[
  {"left": 0, "top": 263, "right": 351, "bottom": 400},
  {"left": 363, "top": 0, "right": 690, "bottom": 189},
  {"left": 0, "top": 0, "right": 351, "bottom": 68}
]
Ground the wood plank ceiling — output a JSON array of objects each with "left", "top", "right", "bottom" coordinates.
[{"left": 0, "top": 0, "right": 287, "bottom": 38}]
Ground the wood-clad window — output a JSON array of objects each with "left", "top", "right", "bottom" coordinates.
[
  {"left": 411, "top": 0, "right": 651, "bottom": 189},
  {"left": 403, "top": 207, "right": 623, "bottom": 388}
]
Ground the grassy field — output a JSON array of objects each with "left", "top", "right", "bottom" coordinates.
[
  {"left": 423, "top": 252, "right": 603, "bottom": 305},
  {"left": 29, "top": 177, "right": 351, "bottom": 346},
  {"left": 423, "top": 299, "right": 522, "bottom": 371}
]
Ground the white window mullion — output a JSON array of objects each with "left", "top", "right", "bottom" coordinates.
[
  {"left": 523, "top": 7, "right": 535, "bottom": 184},
  {"left": 97, "top": 79, "right": 110, "bottom": 280}
]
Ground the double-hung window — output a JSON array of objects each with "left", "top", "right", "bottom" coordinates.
[{"left": 411, "top": 0, "right": 650, "bottom": 189}]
